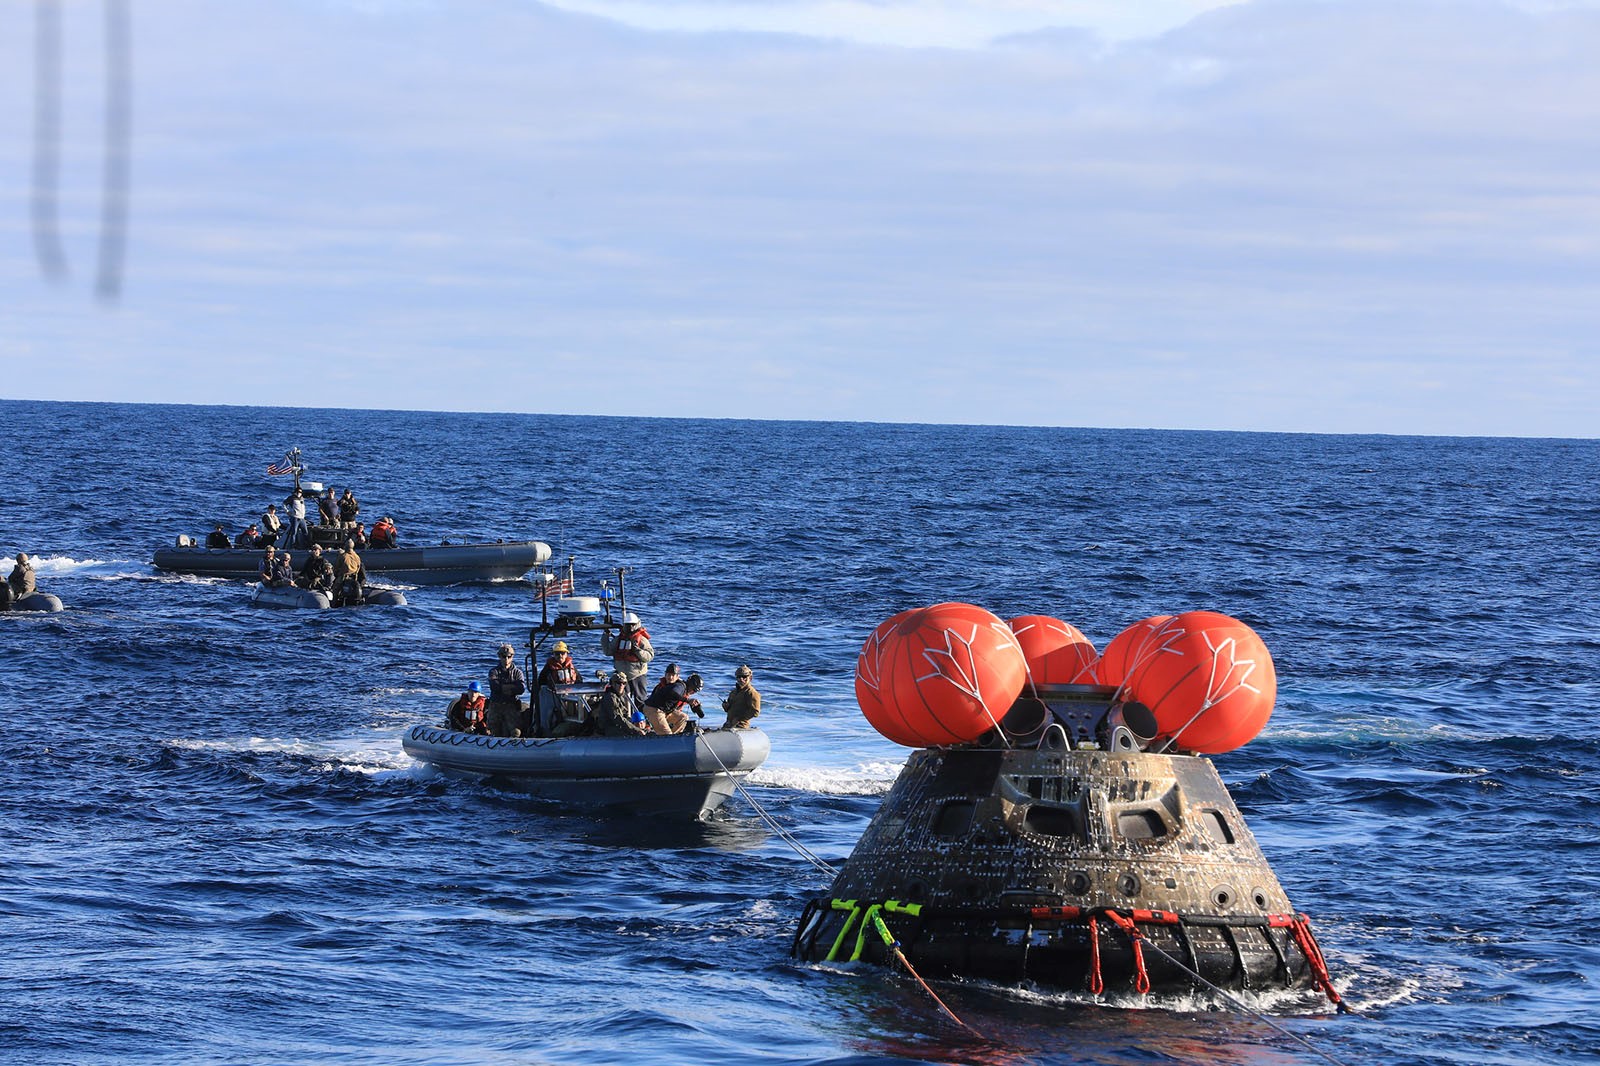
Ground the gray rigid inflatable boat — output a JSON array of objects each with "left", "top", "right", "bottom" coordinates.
[
  {"left": 250, "top": 584, "right": 407, "bottom": 609},
  {"left": 155, "top": 540, "right": 551, "bottom": 585},
  {"left": 402, "top": 724, "right": 771, "bottom": 820}
]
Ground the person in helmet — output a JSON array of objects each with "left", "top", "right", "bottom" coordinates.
[
  {"left": 594, "top": 670, "right": 647, "bottom": 738},
  {"left": 721, "top": 664, "right": 761, "bottom": 730},
  {"left": 487, "top": 642, "right": 528, "bottom": 737},
  {"left": 642, "top": 666, "right": 703, "bottom": 736},
  {"left": 206, "top": 523, "right": 231, "bottom": 549},
  {"left": 6, "top": 552, "right": 37, "bottom": 601},
  {"left": 448, "top": 681, "right": 490, "bottom": 735},
  {"left": 601, "top": 612, "right": 655, "bottom": 709},
  {"left": 537, "top": 641, "right": 579, "bottom": 689}
]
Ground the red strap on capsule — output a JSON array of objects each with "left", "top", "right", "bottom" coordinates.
[
  {"left": 1289, "top": 915, "right": 1344, "bottom": 1008},
  {"left": 1087, "top": 915, "right": 1104, "bottom": 995},
  {"left": 1103, "top": 910, "right": 1151, "bottom": 994},
  {"left": 1029, "top": 905, "right": 1083, "bottom": 921}
]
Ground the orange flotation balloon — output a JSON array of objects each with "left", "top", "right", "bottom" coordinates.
[
  {"left": 1007, "top": 615, "right": 1098, "bottom": 685},
  {"left": 1117, "top": 611, "right": 1276, "bottom": 754},
  {"left": 855, "top": 603, "right": 1028, "bottom": 747},
  {"left": 854, "top": 608, "right": 918, "bottom": 745},
  {"left": 1093, "top": 614, "right": 1173, "bottom": 687}
]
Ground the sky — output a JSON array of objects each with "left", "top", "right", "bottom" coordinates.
[{"left": 3, "top": 0, "right": 1599, "bottom": 437}]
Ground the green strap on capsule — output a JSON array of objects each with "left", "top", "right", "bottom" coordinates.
[
  {"left": 825, "top": 899, "right": 861, "bottom": 962},
  {"left": 851, "top": 904, "right": 884, "bottom": 961}
]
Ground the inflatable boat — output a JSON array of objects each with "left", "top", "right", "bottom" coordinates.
[
  {"left": 1, "top": 592, "right": 64, "bottom": 613},
  {"left": 157, "top": 539, "right": 550, "bottom": 585},
  {"left": 402, "top": 724, "right": 771, "bottom": 820},
  {"left": 250, "top": 584, "right": 407, "bottom": 609}
]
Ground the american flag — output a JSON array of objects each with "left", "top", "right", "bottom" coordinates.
[
  {"left": 535, "top": 575, "right": 575, "bottom": 599},
  {"left": 266, "top": 457, "right": 296, "bottom": 476}
]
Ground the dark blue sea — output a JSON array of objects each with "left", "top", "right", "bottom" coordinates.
[{"left": 2, "top": 399, "right": 1596, "bottom": 1066}]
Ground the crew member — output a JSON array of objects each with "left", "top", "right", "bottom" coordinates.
[
  {"left": 594, "top": 671, "right": 647, "bottom": 737},
  {"left": 721, "top": 665, "right": 762, "bottom": 730},
  {"left": 538, "top": 641, "right": 581, "bottom": 688},
  {"left": 642, "top": 671, "right": 703, "bottom": 736},
  {"left": 487, "top": 642, "right": 527, "bottom": 738},
  {"left": 298, "top": 544, "right": 334, "bottom": 594},
  {"left": 337, "top": 489, "right": 360, "bottom": 527},
  {"left": 331, "top": 538, "right": 367, "bottom": 607},
  {"left": 284, "top": 489, "right": 310, "bottom": 549},
  {"left": 260, "top": 504, "right": 282, "bottom": 547},
  {"left": 206, "top": 523, "right": 231, "bottom": 549},
  {"left": 601, "top": 612, "right": 654, "bottom": 709},
  {"left": 447, "top": 682, "right": 490, "bottom": 735},
  {"left": 318, "top": 487, "right": 338, "bottom": 527},
  {"left": 7, "top": 552, "right": 37, "bottom": 601},
  {"left": 234, "top": 523, "right": 261, "bottom": 548},
  {"left": 370, "top": 516, "right": 398, "bottom": 549}
]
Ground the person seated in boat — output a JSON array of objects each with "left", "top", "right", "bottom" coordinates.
[
  {"left": 298, "top": 544, "right": 335, "bottom": 594},
  {"left": 447, "top": 681, "right": 490, "bottom": 735},
  {"left": 538, "top": 641, "right": 580, "bottom": 689},
  {"left": 338, "top": 488, "right": 360, "bottom": 527},
  {"left": 488, "top": 642, "right": 528, "bottom": 737},
  {"left": 350, "top": 523, "right": 369, "bottom": 550},
  {"left": 370, "top": 516, "right": 398, "bottom": 550},
  {"left": 259, "top": 546, "right": 294, "bottom": 589},
  {"left": 317, "top": 487, "right": 338, "bottom": 527},
  {"left": 642, "top": 671, "right": 703, "bottom": 736},
  {"left": 206, "top": 523, "right": 231, "bottom": 549},
  {"left": 720, "top": 665, "right": 761, "bottom": 730},
  {"left": 601, "top": 613, "right": 654, "bottom": 709},
  {"left": 7, "top": 552, "right": 37, "bottom": 600},
  {"left": 594, "top": 670, "right": 648, "bottom": 738},
  {"left": 234, "top": 523, "right": 261, "bottom": 548},
  {"left": 260, "top": 503, "right": 282, "bottom": 547},
  {"left": 330, "top": 538, "right": 368, "bottom": 607}
]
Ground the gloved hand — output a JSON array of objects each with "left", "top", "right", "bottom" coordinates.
[{"left": 691, "top": 699, "right": 704, "bottom": 718}]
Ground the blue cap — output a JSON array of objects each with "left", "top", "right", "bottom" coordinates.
[{"left": 468, "top": 681, "right": 481, "bottom": 693}]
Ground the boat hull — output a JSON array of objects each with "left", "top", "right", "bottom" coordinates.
[
  {"left": 402, "top": 724, "right": 771, "bottom": 820},
  {"left": 154, "top": 540, "right": 551, "bottom": 584},
  {"left": 3, "top": 592, "right": 64, "bottom": 613}
]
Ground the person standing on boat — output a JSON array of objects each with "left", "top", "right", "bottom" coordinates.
[
  {"left": 260, "top": 504, "right": 282, "bottom": 547},
  {"left": 720, "top": 665, "right": 761, "bottom": 730},
  {"left": 317, "top": 487, "right": 338, "bottom": 528},
  {"left": 602, "top": 613, "right": 655, "bottom": 709},
  {"left": 337, "top": 489, "right": 360, "bottom": 528},
  {"left": 594, "top": 671, "right": 648, "bottom": 737},
  {"left": 284, "top": 489, "right": 310, "bottom": 550},
  {"left": 487, "top": 643, "right": 528, "bottom": 738}
]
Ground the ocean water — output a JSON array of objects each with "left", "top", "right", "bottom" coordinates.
[{"left": 1, "top": 398, "right": 1597, "bottom": 1066}]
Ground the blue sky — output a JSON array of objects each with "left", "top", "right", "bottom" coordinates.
[{"left": 3, "top": 0, "right": 1599, "bottom": 436}]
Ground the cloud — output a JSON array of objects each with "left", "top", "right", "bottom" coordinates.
[{"left": 3, "top": 0, "right": 1599, "bottom": 435}]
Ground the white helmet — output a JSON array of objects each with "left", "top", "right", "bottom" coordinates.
[{"left": 622, "top": 612, "right": 641, "bottom": 626}]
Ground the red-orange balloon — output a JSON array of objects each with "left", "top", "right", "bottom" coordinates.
[
  {"left": 855, "top": 608, "right": 920, "bottom": 746},
  {"left": 1119, "top": 611, "right": 1276, "bottom": 754},
  {"left": 856, "top": 603, "right": 1028, "bottom": 747},
  {"left": 1093, "top": 614, "right": 1173, "bottom": 687},
  {"left": 1007, "top": 615, "right": 1098, "bottom": 685}
]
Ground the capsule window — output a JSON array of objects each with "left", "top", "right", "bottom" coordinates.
[
  {"left": 1201, "top": 808, "right": 1236, "bottom": 844},
  {"left": 1023, "top": 804, "right": 1083, "bottom": 839},
  {"left": 932, "top": 799, "right": 976, "bottom": 838},
  {"left": 1115, "top": 809, "right": 1168, "bottom": 840}
]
